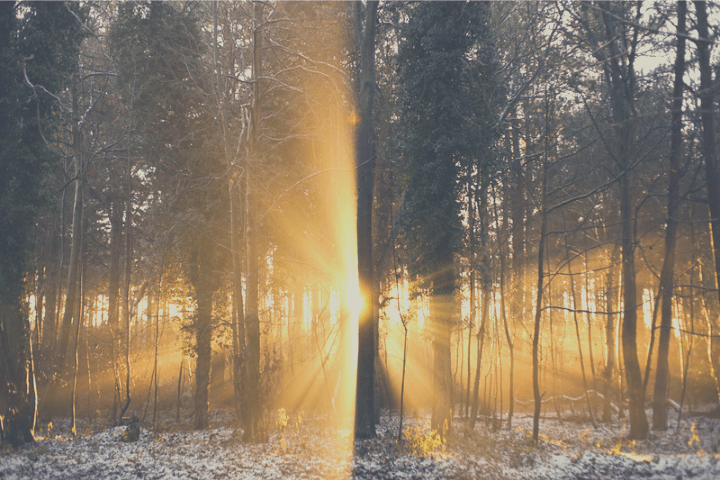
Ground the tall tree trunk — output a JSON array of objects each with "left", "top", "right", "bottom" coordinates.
[
  {"left": 584, "top": 251, "right": 596, "bottom": 386},
  {"left": 213, "top": 1, "right": 245, "bottom": 422},
  {"left": 355, "top": 0, "right": 378, "bottom": 440},
  {"left": 619, "top": 171, "right": 648, "bottom": 439},
  {"left": 116, "top": 159, "right": 133, "bottom": 426},
  {"left": 564, "top": 215, "right": 597, "bottom": 428},
  {"left": 71, "top": 249, "right": 84, "bottom": 437},
  {"left": 431, "top": 266, "right": 455, "bottom": 437},
  {"left": 153, "top": 283, "right": 161, "bottom": 427},
  {"left": 466, "top": 185, "right": 476, "bottom": 418},
  {"left": 42, "top": 230, "right": 60, "bottom": 352},
  {"left": 496, "top": 183, "right": 515, "bottom": 429},
  {"left": 510, "top": 116, "right": 525, "bottom": 355},
  {"left": 653, "top": 0, "right": 686, "bottom": 431},
  {"left": 695, "top": 5, "right": 720, "bottom": 375},
  {"left": 469, "top": 173, "right": 490, "bottom": 430},
  {"left": 0, "top": 298, "right": 37, "bottom": 446},
  {"left": 55, "top": 77, "right": 84, "bottom": 374},
  {"left": 469, "top": 272, "right": 489, "bottom": 430},
  {"left": 603, "top": 243, "right": 619, "bottom": 422},
  {"left": 243, "top": 0, "right": 263, "bottom": 442},
  {"left": 107, "top": 199, "right": 123, "bottom": 339},
  {"left": 696, "top": 0, "right": 720, "bottom": 285},
  {"left": 532, "top": 161, "right": 548, "bottom": 443},
  {"left": 32, "top": 259, "right": 43, "bottom": 351},
  {"left": 696, "top": 207, "right": 720, "bottom": 406},
  {"left": 596, "top": 2, "right": 649, "bottom": 439},
  {"left": 231, "top": 181, "right": 245, "bottom": 422},
  {"left": 193, "top": 246, "right": 214, "bottom": 430}
]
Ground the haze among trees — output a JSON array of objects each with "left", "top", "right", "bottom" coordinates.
[{"left": 3, "top": 0, "right": 720, "bottom": 456}]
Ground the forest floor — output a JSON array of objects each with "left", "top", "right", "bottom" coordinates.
[{"left": 2, "top": 405, "right": 720, "bottom": 479}]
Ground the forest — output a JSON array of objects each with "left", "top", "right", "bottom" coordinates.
[{"left": 3, "top": 1, "right": 720, "bottom": 478}]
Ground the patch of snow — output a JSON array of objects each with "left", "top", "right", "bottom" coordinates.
[{"left": 2, "top": 407, "right": 720, "bottom": 479}]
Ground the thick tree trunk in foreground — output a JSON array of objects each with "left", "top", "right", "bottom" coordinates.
[
  {"left": 0, "top": 296, "right": 37, "bottom": 447},
  {"left": 355, "top": 0, "right": 378, "bottom": 440}
]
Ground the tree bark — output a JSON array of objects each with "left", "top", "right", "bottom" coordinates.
[
  {"left": 469, "top": 172, "right": 490, "bottom": 430},
  {"left": 466, "top": 185, "right": 476, "bottom": 418},
  {"left": 71, "top": 249, "right": 84, "bottom": 437},
  {"left": 653, "top": 0, "right": 686, "bottom": 431},
  {"left": 116, "top": 158, "right": 133, "bottom": 426},
  {"left": 603, "top": 242, "right": 619, "bottom": 422},
  {"left": 0, "top": 298, "right": 37, "bottom": 446},
  {"left": 193, "top": 246, "right": 213, "bottom": 430},
  {"left": 431, "top": 266, "right": 454, "bottom": 437},
  {"left": 355, "top": 0, "right": 378, "bottom": 440},
  {"left": 598, "top": 2, "right": 649, "bottom": 439},
  {"left": 695, "top": 1, "right": 720, "bottom": 327},
  {"left": 619, "top": 172, "right": 648, "bottom": 439},
  {"left": 469, "top": 270, "right": 489, "bottom": 430},
  {"left": 55, "top": 77, "right": 84, "bottom": 373},
  {"left": 42, "top": 230, "right": 60, "bottom": 352},
  {"left": 532, "top": 161, "right": 548, "bottom": 443},
  {"left": 243, "top": 0, "right": 263, "bottom": 442},
  {"left": 510, "top": 116, "right": 525, "bottom": 356},
  {"left": 107, "top": 198, "right": 123, "bottom": 339},
  {"left": 564, "top": 215, "right": 597, "bottom": 428},
  {"left": 696, "top": 1, "right": 720, "bottom": 241}
]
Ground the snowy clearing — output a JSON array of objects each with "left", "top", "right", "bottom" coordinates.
[{"left": 2, "top": 408, "right": 720, "bottom": 479}]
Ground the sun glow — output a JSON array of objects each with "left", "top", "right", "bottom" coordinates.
[
  {"left": 257, "top": 3, "right": 358, "bottom": 470},
  {"left": 344, "top": 273, "right": 363, "bottom": 321}
]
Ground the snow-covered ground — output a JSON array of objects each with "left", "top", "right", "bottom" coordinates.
[{"left": 2, "top": 407, "right": 720, "bottom": 479}]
